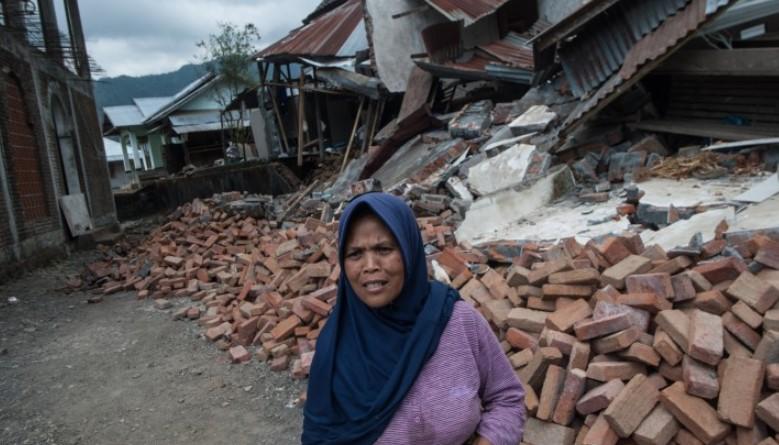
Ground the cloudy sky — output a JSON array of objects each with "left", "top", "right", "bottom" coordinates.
[{"left": 78, "top": 0, "right": 320, "bottom": 78}]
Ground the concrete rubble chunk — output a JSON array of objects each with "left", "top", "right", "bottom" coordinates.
[
  {"left": 467, "top": 143, "right": 539, "bottom": 196},
  {"left": 508, "top": 104, "right": 557, "bottom": 135},
  {"left": 455, "top": 166, "right": 576, "bottom": 245}
]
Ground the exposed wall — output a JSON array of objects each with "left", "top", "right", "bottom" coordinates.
[
  {"left": 537, "top": 0, "right": 582, "bottom": 24},
  {"left": 364, "top": 0, "right": 447, "bottom": 93},
  {"left": 0, "top": 6, "right": 117, "bottom": 281}
]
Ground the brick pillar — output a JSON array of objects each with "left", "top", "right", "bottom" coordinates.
[
  {"left": 2, "top": 0, "right": 27, "bottom": 32},
  {"left": 36, "top": 0, "right": 64, "bottom": 64},
  {"left": 63, "top": 0, "right": 90, "bottom": 79}
]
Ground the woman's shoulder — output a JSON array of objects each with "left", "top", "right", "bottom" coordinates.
[{"left": 445, "top": 300, "right": 488, "bottom": 341}]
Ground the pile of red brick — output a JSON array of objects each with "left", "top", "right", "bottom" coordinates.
[
  {"left": 88, "top": 191, "right": 779, "bottom": 444},
  {"left": 445, "top": 231, "right": 779, "bottom": 445}
]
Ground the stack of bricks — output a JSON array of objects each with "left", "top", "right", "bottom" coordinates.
[
  {"left": 88, "top": 192, "right": 462, "bottom": 380},
  {"left": 431, "top": 231, "right": 779, "bottom": 445},
  {"left": 90, "top": 196, "right": 343, "bottom": 379}
]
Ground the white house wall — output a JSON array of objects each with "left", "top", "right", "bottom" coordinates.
[{"left": 365, "top": 0, "right": 447, "bottom": 93}]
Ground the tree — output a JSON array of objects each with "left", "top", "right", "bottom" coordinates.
[{"left": 196, "top": 23, "right": 261, "bottom": 158}]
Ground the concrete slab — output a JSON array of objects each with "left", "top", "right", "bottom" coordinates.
[
  {"left": 641, "top": 207, "right": 736, "bottom": 251},
  {"left": 468, "top": 144, "right": 536, "bottom": 196},
  {"left": 509, "top": 105, "right": 557, "bottom": 136},
  {"left": 729, "top": 195, "right": 779, "bottom": 233},
  {"left": 59, "top": 194, "right": 93, "bottom": 236},
  {"left": 455, "top": 166, "right": 576, "bottom": 245},
  {"left": 734, "top": 173, "right": 779, "bottom": 203},
  {"left": 639, "top": 177, "right": 758, "bottom": 208}
]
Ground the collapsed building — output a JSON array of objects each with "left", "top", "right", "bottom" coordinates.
[
  {"left": 0, "top": 0, "right": 117, "bottom": 279},
  {"left": 71, "top": 0, "right": 779, "bottom": 443}
]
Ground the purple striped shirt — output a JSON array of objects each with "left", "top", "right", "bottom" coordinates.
[{"left": 375, "top": 301, "right": 526, "bottom": 445}]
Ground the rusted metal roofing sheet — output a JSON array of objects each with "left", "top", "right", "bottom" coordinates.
[
  {"left": 558, "top": 0, "right": 735, "bottom": 138},
  {"left": 558, "top": 0, "right": 690, "bottom": 98},
  {"left": 424, "top": 0, "right": 511, "bottom": 26},
  {"left": 620, "top": 0, "right": 730, "bottom": 79},
  {"left": 478, "top": 32, "right": 534, "bottom": 70},
  {"left": 258, "top": 0, "right": 366, "bottom": 60}
]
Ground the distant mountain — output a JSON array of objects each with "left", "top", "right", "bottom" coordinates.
[{"left": 92, "top": 63, "right": 207, "bottom": 111}]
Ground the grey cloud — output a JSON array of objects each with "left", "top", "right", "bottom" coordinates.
[{"left": 80, "top": 0, "right": 320, "bottom": 76}]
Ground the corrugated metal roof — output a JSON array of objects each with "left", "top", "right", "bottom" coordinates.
[
  {"left": 103, "top": 105, "right": 145, "bottom": 128},
  {"left": 478, "top": 32, "right": 534, "bottom": 70},
  {"left": 424, "top": 0, "right": 511, "bottom": 26},
  {"left": 558, "top": 0, "right": 735, "bottom": 137},
  {"left": 168, "top": 111, "right": 222, "bottom": 127},
  {"left": 558, "top": 0, "right": 690, "bottom": 98},
  {"left": 133, "top": 97, "right": 173, "bottom": 118},
  {"left": 143, "top": 73, "right": 219, "bottom": 124},
  {"left": 257, "top": 0, "right": 367, "bottom": 61}
]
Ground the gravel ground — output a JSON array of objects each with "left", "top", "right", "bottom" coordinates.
[{"left": 0, "top": 252, "right": 305, "bottom": 445}]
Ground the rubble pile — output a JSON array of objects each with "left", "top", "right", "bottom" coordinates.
[{"left": 463, "top": 230, "right": 779, "bottom": 445}]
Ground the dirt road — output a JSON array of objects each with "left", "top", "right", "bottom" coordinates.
[{"left": 0, "top": 253, "right": 305, "bottom": 445}]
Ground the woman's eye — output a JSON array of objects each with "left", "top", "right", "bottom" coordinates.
[{"left": 378, "top": 246, "right": 393, "bottom": 254}]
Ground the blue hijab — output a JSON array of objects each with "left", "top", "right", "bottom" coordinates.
[{"left": 302, "top": 193, "right": 460, "bottom": 444}]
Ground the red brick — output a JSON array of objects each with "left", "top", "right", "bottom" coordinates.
[
  {"left": 693, "top": 290, "right": 731, "bottom": 315},
  {"left": 755, "top": 393, "right": 779, "bottom": 432},
  {"left": 270, "top": 315, "right": 302, "bottom": 341},
  {"left": 603, "top": 373, "right": 660, "bottom": 437},
  {"left": 671, "top": 273, "right": 697, "bottom": 302},
  {"left": 229, "top": 345, "right": 251, "bottom": 363},
  {"left": 726, "top": 271, "right": 779, "bottom": 314},
  {"left": 552, "top": 368, "right": 587, "bottom": 426},
  {"left": 577, "top": 379, "right": 625, "bottom": 415},
  {"left": 599, "top": 237, "right": 632, "bottom": 265},
  {"left": 537, "top": 365, "right": 566, "bottom": 421},
  {"left": 717, "top": 356, "right": 765, "bottom": 428},
  {"left": 693, "top": 258, "right": 747, "bottom": 284},
  {"left": 505, "top": 327, "right": 538, "bottom": 350},
  {"left": 602, "top": 255, "right": 653, "bottom": 290},
  {"left": 626, "top": 273, "right": 674, "bottom": 299},
  {"left": 688, "top": 309, "right": 724, "bottom": 366},
  {"left": 546, "top": 299, "right": 592, "bottom": 333},
  {"left": 586, "top": 361, "right": 646, "bottom": 382},
  {"left": 616, "top": 292, "right": 672, "bottom": 313},
  {"left": 574, "top": 312, "right": 632, "bottom": 341},
  {"left": 722, "top": 311, "right": 762, "bottom": 350},
  {"left": 682, "top": 355, "right": 719, "bottom": 400},
  {"left": 548, "top": 268, "right": 601, "bottom": 286},
  {"left": 542, "top": 284, "right": 593, "bottom": 299},
  {"left": 659, "top": 382, "right": 731, "bottom": 444},
  {"left": 582, "top": 414, "right": 619, "bottom": 445},
  {"left": 655, "top": 310, "right": 690, "bottom": 351}
]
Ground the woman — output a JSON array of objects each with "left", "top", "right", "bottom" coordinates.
[{"left": 303, "top": 193, "right": 525, "bottom": 445}]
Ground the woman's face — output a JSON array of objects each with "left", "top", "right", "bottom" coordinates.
[{"left": 343, "top": 212, "right": 405, "bottom": 308}]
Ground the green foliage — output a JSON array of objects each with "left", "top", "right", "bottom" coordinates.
[{"left": 196, "top": 22, "right": 262, "bottom": 148}]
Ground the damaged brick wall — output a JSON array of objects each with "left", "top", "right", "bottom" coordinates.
[
  {"left": 0, "top": 26, "right": 117, "bottom": 278},
  {"left": 0, "top": 64, "right": 61, "bottom": 244}
]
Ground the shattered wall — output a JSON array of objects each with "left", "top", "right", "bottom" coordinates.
[
  {"left": 537, "top": 0, "right": 582, "bottom": 24},
  {"left": 364, "top": 0, "right": 447, "bottom": 93}
]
